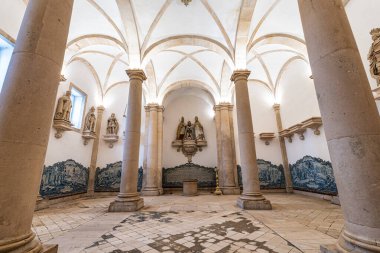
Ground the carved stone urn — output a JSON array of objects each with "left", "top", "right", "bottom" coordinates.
[{"left": 182, "top": 139, "right": 197, "bottom": 163}]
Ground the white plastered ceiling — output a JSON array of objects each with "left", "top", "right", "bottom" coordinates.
[{"left": 47, "top": 0, "right": 350, "bottom": 105}]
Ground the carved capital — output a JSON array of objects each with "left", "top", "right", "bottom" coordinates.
[
  {"left": 126, "top": 69, "right": 147, "bottom": 82},
  {"left": 231, "top": 70, "right": 251, "bottom": 82}
]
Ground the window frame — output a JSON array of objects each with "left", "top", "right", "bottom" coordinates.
[{"left": 69, "top": 83, "right": 88, "bottom": 132}]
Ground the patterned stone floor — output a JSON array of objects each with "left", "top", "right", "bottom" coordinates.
[{"left": 32, "top": 193, "right": 344, "bottom": 253}]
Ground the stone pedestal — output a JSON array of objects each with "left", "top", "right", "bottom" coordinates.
[
  {"left": 231, "top": 70, "right": 272, "bottom": 210},
  {"left": 298, "top": 0, "right": 380, "bottom": 251},
  {"left": 273, "top": 104, "right": 293, "bottom": 193},
  {"left": 0, "top": 0, "right": 73, "bottom": 252},
  {"left": 183, "top": 180, "right": 198, "bottom": 196},
  {"left": 109, "top": 70, "right": 146, "bottom": 212},
  {"left": 214, "top": 104, "right": 240, "bottom": 195}
]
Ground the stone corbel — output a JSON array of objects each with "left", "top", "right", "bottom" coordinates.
[
  {"left": 372, "top": 86, "right": 380, "bottom": 100},
  {"left": 288, "top": 124, "right": 306, "bottom": 140},
  {"left": 103, "top": 134, "right": 119, "bottom": 148},
  {"left": 302, "top": 117, "right": 323, "bottom": 135},
  {"left": 53, "top": 120, "right": 72, "bottom": 139},
  {"left": 259, "top": 133, "right": 275, "bottom": 145},
  {"left": 279, "top": 129, "right": 293, "bottom": 143},
  {"left": 82, "top": 131, "right": 96, "bottom": 145}
]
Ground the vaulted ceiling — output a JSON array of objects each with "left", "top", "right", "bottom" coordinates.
[{"left": 58, "top": 0, "right": 348, "bottom": 105}]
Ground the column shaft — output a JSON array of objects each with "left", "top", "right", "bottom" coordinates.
[
  {"left": 87, "top": 106, "right": 105, "bottom": 196},
  {"left": 109, "top": 69, "right": 146, "bottom": 212},
  {"left": 215, "top": 104, "right": 240, "bottom": 194},
  {"left": 298, "top": 0, "right": 380, "bottom": 251},
  {"left": 142, "top": 108, "right": 150, "bottom": 190},
  {"left": 142, "top": 104, "right": 159, "bottom": 196},
  {"left": 273, "top": 104, "right": 293, "bottom": 193},
  {"left": 231, "top": 71, "right": 272, "bottom": 210},
  {"left": 157, "top": 106, "right": 164, "bottom": 194},
  {"left": 0, "top": 0, "right": 73, "bottom": 251}
]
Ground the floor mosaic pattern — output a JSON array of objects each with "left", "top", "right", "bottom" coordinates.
[{"left": 32, "top": 194, "right": 343, "bottom": 253}]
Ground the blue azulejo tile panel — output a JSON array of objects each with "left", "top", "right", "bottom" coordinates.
[
  {"left": 237, "top": 160, "right": 286, "bottom": 189},
  {"left": 95, "top": 161, "right": 143, "bottom": 192},
  {"left": 40, "top": 160, "right": 88, "bottom": 198},
  {"left": 290, "top": 156, "right": 337, "bottom": 195},
  {"left": 163, "top": 163, "right": 216, "bottom": 188}
]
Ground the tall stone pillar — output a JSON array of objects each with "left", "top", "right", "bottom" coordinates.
[
  {"left": 214, "top": 103, "right": 240, "bottom": 194},
  {"left": 109, "top": 70, "right": 146, "bottom": 212},
  {"left": 298, "top": 1, "right": 380, "bottom": 252},
  {"left": 0, "top": 0, "right": 73, "bottom": 252},
  {"left": 157, "top": 106, "right": 164, "bottom": 194},
  {"left": 142, "top": 104, "right": 160, "bottom": 196},
  {"left": 231, "top": 70, "right": 272, "bottom": 210},
  {"left": 87, "top": 105, "right": 105, "bottom": 196},
  {"left": 142, "top": 107, "right": 150, "bottom": 190},
  {"left": 273, "top": 104, "right": 293, "bottom": 193}
]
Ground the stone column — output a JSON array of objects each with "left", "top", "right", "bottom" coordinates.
[
  {"left": 298, "top": 1, "right": 380, "bottom": 252},
  {"left": 142, "top": 104, "right": 160, "bottom": 196},
  {"left": 0, "top": 0, "right": 73, "bottom": 252},
  {"left": 273, "top": 104, "right": 293, "bottom": 193},
  {"left": 231, "top": 70, "right": 272, "bottom": 210},
  {"left": 109, "top": 69, "right": 146, "bottom": 212},
  {"left": 87, "top": 105, "right": 105, "bottom": 196},
  {"left": 157, "top": 106, "right": 164, "bottom": 194},
  {"left": 214, "top": 103, "right": 240, "bottom": 194},
  {"left": 142, "top": 107, "right": 150, "bottom": 190}
]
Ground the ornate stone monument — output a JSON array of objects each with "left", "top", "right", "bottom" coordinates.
[
  {"left": 82, "top": 106, "right": 96, "bottom": 145},
  {"left": 103, "top": 113, "right": 119, "bottom": 148},
  {"left": 368, "top": 28, "right": 380, "bottom": 86},
  {"left": 53, "top": 90, "right": 73, "bottom": 138},
  {"left": 172, "top": 116, "right": 207, "bottom": 163}
]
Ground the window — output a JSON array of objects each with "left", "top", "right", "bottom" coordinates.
[
  {"left": 69, "top": 85, "right": 87, "bottom": 129},
  {"left": 0, "top": 35, "right": 14, "bottom": 92}
]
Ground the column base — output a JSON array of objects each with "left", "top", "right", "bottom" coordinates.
[
  {"left": 0, "top": 232, "right": 49, "bottom": 253},
  {"left": 321, "top": 231, "right": 380, "bottom": 253},
  {"left": 42, "top": 244, "right": 58, "bottom": 253},
  {"left": 285, "top": 186, "right": 294, "bottom": 193},
  {"left": 237, "top": 193, "right": 272, "bottom": 210},
  {"left": 142, "top": 187, "right": 160, "bottom": 196},
  {"left": 108, "top": 194, "right": 144, "bottom": 212},
  {"left": 221, "top": 187, "right": 241, "bottom": 195},
  {"left": 35, "top": 197, "right": 49, "bottom": 211},
  {"left": 331, "top": 196, "right": 340, "bottom": 206},
  {"left": 158, "top": 188, "right": 164, "bottom": 195}
]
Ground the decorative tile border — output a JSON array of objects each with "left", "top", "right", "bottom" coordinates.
[
  {"left": 290, "top": 156, "right": 338, "bottom": 195},
  {"left": 95, "top": 161, "right": 143, "bottom": 192},
  {"left": 237, "top": 159, "right": 286, "bottom": 189},
  {"left": 162, "top": 163, "right": 216, "bottom": 188},
  {"left": 40, "top": 160, "right": 88, "bottom": 198}
]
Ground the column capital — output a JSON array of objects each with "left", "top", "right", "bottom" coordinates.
[
  {"left": 231, "top": 70, "right": 251, "bottom": 82},
  {"left": 126, "top": 69, "right": 147, "bottom": 82},
  {"left": 214, "top": 103, "right": 234, "bottom": 111},
  {"left": 273, "top": 103, "right": 280, "bottom": 112},
  {"left": 96, "top": 105, "right": 105, "bottom": 112},
  {"left": 145, "top": 103, "right": 163, "bottom": 112}
]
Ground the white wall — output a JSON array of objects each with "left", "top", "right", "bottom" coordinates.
[
  {"left": 44, "top": 61, "right": 99, "bottom": 167},
  {"left": 163, "top": 87, "right": 217, "bottom": 168},
  {"left": 0, "top": 0, "right": 25, "bottom": 40},
  {"left": 96, "top": 83, "right": 146, "bottom": 168},
  {"left": 277, "top": 60, "right": 331, "bottom": 163}
]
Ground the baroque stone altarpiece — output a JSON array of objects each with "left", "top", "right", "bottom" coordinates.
[{"left": 172, "top": 116, "right": 207, "bottom": 163}]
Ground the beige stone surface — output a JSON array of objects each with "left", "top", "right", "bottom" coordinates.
[
  {"left": 0, "top": 0, "right": 74, "bottom": 252},
  {"left": 299, "top": 0, "right": 380, "bottom": 251}
]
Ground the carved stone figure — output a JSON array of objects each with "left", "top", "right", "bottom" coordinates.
[
  {"left": 184, "top": 121, "right": 195, "bottom": 140},
  {"left": 107, "top": 113, "right": 119, "bottom": 135},
  {"left": 54, "top": 90, "right": 72, "bottom": 121},
  {"left": 84, "top": 106, "right": 96, "bottom": 133},
  {"left": 368, "top": 28, "right": 380, "bottom": 86},
  {"left": 176, "top": 116, "right": 186, "bottom": 140},
  {"left": 194, "top": 116, "right": 205, "bottom": 140}
]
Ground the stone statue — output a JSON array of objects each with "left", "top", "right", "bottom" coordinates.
[
  {"left": 176, "top": 116, "right": 186, "bottom": 140},
  {"left": 184, "top": 121, "right": 195, "bottom": 140},
  {"left": 84, "top": 106, "right": 96, "bottom": 133},
  {"left": 194, "top": 116, "right": 205, "bottom": 140},
  {"left": 368, "top": 28, "right": 380, "bottom": 86},
  {"left": 54, "top": 90, "right": 72, "bottom": 121},
  {"left": 107, "top": 113, "right": 119, "bottom": 135}
]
